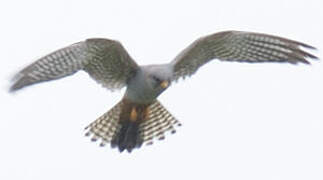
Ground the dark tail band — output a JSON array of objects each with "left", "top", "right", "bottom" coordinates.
[{"left": 111, "top": 121, "right": 143, "bottom": 152}]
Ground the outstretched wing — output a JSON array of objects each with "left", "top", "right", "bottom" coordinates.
[
  {"left": 10, "top": 38, "right": 139, "bottom": 91},
  {"left": 171, "top": 31, "right": 318, "bottom": 81}
]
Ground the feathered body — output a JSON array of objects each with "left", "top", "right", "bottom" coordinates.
[{"left": 86, "top": 64, "right": 176, "bottom": 152}]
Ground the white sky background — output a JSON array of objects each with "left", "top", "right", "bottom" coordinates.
[{"left": 0, "top": 0, "right": 322, "bottom": 179}]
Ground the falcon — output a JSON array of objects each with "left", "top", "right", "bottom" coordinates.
[{"left": 9, "top": 30, "right": 318, "bottom": 152}]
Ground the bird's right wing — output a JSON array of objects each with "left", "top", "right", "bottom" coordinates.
[{"left": 10, "top": 38, "right": 139, "bottom": 92}]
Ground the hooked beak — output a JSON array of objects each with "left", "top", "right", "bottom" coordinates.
[{"left": 160, "top": 80, "right": 169, "bottom": 89}]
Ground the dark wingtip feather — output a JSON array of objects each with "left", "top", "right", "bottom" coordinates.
[
  {"left": 298, "top": 42, "right": 317, "bottom": 50},
  {"left": 267, "top": 33, "right": 319, "bottom": 63},
  {"left": 9, "top": 85, "right": 17, "bottom": 93},
  {"left": 9, "top": 80, "right": 24, "bottom": 93},
  {"left": 301, "top": 46, "right": 319, "bottom": 60},
  {"left": 307, "top": 52, "right": 319, "bottom": 60},
  {"left": 295, "top": 44, "right": 319, "bottom": 63},
  {"left": 8, "top": 76, "right": 32, "bottom": 93}
]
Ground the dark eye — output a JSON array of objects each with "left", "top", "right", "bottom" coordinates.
[{"left": 152, "top": 76, "right": 161, "bottom": 83}]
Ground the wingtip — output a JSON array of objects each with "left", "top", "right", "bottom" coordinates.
[
  {"left": 299, "top": 44, "right": 319, "bottom": 62},
  {"left": 8, "top": 75, "right": 35, "bottom": 93},
  {"left": 308, "top": 53, "right": 319, "bottom": 60},
  {"left": 8, "top": 86, "right": 18, "bottom": 93},
  {"left": 8, "top": 81, "right": 21, "bottom": 93},
  {"left": 8, "top": 80, "right": 24, "bottom": 93},
  {"left": 300, "top": 42, "right": 317, "bottom": 50}
]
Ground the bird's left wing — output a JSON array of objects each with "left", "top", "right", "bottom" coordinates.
[
  {"left": 171, "top": 31, "right": 318, "bottom": 81},
  {"left": 10, "top": 38, "right": 139, "bottom": 91}
]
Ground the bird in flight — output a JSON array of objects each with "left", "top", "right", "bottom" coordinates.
[{"left": 9, "top": 30, "right": 318, "bottom": 153}]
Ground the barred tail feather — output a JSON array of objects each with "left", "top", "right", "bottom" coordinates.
[
  {"left": 140, "top": 101, "right": 181, "bottom": 146},
  {"left": 84, "top": 100, "right": 181, "bottom": 153},
  {"left": 84, "top": 101, "right": 123, "bottom": 146}
]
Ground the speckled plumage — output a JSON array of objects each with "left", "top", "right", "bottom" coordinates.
[{"left": 10, "top": 30, "right": 318, "bottom": 153}]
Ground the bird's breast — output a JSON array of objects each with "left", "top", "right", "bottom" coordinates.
[{"left": 124, "top": 85, "right": 159, "bottom": 104}]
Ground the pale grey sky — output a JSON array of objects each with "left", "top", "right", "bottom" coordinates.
[{"left": 0, "top": 0, "right": 322, "bottom": 180}]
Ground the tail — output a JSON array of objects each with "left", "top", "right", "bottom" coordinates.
[
  {"left": 110, "top": 120, "right": 143, "bottom": 152},
  {"left": 85, "top": 99, "right": 181, "bottom": 153}
]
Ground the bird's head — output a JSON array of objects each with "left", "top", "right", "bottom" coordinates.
[{"left": 142, "top": 64, "right": 172, "bottom": 92}]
